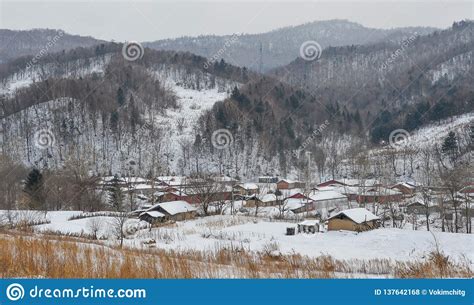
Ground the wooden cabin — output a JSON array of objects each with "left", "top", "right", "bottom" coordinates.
[{"left": 328, "top": 208, "right": 379, "bottom": 232}]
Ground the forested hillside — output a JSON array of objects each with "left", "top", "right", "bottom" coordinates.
[{"left": 145, "top": 19, "right": 436, "bottom": 71}]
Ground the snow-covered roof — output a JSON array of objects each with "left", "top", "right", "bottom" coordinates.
[
  {"left": 321, "top": 178, "right": 380, "bottom": 187},
  {"left": 261, "top": 194, "right": 277, "bottom": 202},
  {"left": 298, "top": 220, "right": 319, "bottom": 226},
  {"left": 392, "top": 182, "right": 416, "bottom": 190},
  {"left": 341, "top": 187, "right": 402, "bottom": 196},
  {"left": 123, "top": 177, "right": 150, "bottom": 184},
  {"left": 313, "top": 185, "right": 343, "bottom": 192},
  {"left": 133, "top": 183, "right": 155, "bottom": 190},
  {"left": 329, "top": 208, "right": 379, "bottom": 224},
  {"left": 213, "top": 175, "right": 238, "bottom": 182},
  {"left": 140, "top": 211, "right": 165, "bottom": 218},
  {"left": 98, "top": 176, "right": 125, "bottom": 184},
  {"left": 309, "top": 190, "right": 347, "bottom": 202},
  {"left": 278, "top": 178, "right": 300, "bottom": 184},
  {"left": 280, "top": 188, "right": 304, "bottom": 198},
  {"left": 157, "top": 176, "right": 188, "bottom": 186},
  {"left": 236, "top": 183, "right": 259, "bottom": 190},
  {"left": 407, "top": 200, "right": 437, "bottom": 208},
  {"left": 378, "top": 188, "right": 403, "bottom": 196},
  {"left": 284, "top": 198, "right": 310, "bottom": 210},
  {"left": 148, "top": 200, "right": 197, "bottom": 216}
]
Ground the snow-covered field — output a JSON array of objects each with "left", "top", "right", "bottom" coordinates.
[
  {"left": 2, "top": 211, "right": 471, "bottom": 267},
  {"left": 127, "top": 216, "right": 473, "bottom": 265}
]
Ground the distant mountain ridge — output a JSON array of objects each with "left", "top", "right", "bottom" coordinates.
[
  {"left": 144, "top": 19, "right": 438, "bottom": 71},
  {"left": 0, "top": 28, "right": 104, "bottom": 63}
]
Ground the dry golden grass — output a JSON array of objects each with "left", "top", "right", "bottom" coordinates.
[
  {"left": 0, "top": 232, "right": 472, "bottom": 279},
  {"left": 394, "top": 251, "right": 473, "bottom": 278}
]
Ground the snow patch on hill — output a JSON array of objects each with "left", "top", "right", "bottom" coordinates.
[
  {"left": 0, "top": 55, "right": 111, "bottom": 96},
  {"left": 429, "top": 50, "right": 473, "bottom": 84},
  {"left": 403, "top": 112, "right": 473, "bottom": 147}
]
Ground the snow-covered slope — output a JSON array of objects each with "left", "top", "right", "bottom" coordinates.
[
  {"left": 0, "top": 62, "right": 282, "bottom": 177},
  {"left": 0, "top": 55, "right": 111, "bottom": 96},
  {"left": 404, "top": 112, "right": 474, "bottom": 147}
]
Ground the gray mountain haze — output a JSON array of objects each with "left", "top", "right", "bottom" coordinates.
[{"left": 144, "top": 19, "right": 438, "bottom": 71}]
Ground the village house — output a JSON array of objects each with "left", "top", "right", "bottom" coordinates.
[
  {"left": 317, "top": 179, "right": 381, "bottom": 188},
  {"left": 406, "top": 199, "right": 440, "bottom": 215},
  {"left": 309, "top": 190, "right": 349, "bottom": 217},
  {"left": 342, "top": 187, "right": 403, "bottom": 204},
  {"left": 157, "top": 191, "right": 190, "bottom": 203},
  {"left": 284, "top": 197, "right": 315, "bottom": 214},
  {"left": 156, "top": 176, "right": 192, "bottom": 189},
  {"left": 245, "top": 193, "right": 277, "bottom": 207},
  {"left": 212, "top": 175, "right": 239, "bottom": 186},
  {"left": 138, "top": 211, "right": 166, "bottom": 224},
  {"left": 139, "top": 200, "right": 197, "bottom": 223},
  {"left": 233, "top": 183, "right": 259, "bottom": 196},
  {"left": 184, "top": 185, "right": 233, "bottom": 204},
  {"left": 391, "top": 182, "right": 416, "bottom": 197},
  {"left": 279, "top": 188, "right": 306, "bottom": 200},
  {"left": 328, "top": 208, "right": 380, "bottom": 232},
  {"left": 277, "top": 179, "right": 305, "bottom": 190}
]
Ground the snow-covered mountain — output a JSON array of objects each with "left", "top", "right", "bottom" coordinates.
[
  {"left": 145, "top": 19, "right": 437, "bottom": 71},
  {"left": 0, "top": 44, "right": 284, "bottom": 178},
  {"left": 0, "top": 22, "right": 472, "bottom": 181},
  {"left": 0, "top": 29, "right": 104, "bottom": 63}
]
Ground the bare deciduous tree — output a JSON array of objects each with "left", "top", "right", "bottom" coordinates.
[
  {"left": 87, "top": 217, "right": 103, "bottom": 240},
  {"left": 112, "top": 212, "right": 128, "bottom": 248}
]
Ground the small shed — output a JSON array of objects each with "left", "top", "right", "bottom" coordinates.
[
  {"left": 297, "top": 220, "right": 319, "bottom": 234},
  {"left": 286, "top": 226, "right": 296, "bottom": 235},
  {"left": 328, "top": 208, "right": 379, "bottom": 232}
]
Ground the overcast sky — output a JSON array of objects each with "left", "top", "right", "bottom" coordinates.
[{"left": 1, "top": 1, "right": 472, "bottom": 42}]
